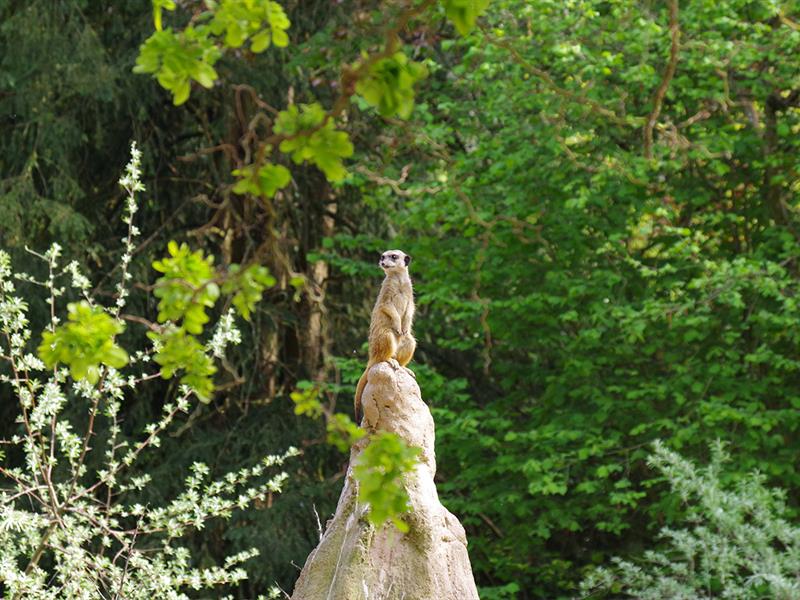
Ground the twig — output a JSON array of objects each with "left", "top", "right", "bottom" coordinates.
[
  {"left": 64, "top": 394, "right": 102, "bottom": 509},
  {"left": 354, "top": 165, "right": 442, "bottom": 197},
  {"left": 72, "top": 398, "right": 187, "bottom": 503},
  {"left": 477, "top": 512, "right": 504, "bottom": 538},
  {"left": 644, "top": 0, "right": 680, "bottom": 159},
  {"left": 114, "top": 526, "right": 136, "bottom": 600},
  {"left": 17, "top": 522, "right": 57, "bottom": 591},
  {"left": 119, "top": 313, "right": 162, "bottom": 333},
  {"left": 779, "top": 10, "right": 800, "bottom": 31}
]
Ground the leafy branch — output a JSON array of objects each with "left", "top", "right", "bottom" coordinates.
[{"left": 135, "top": 0, "right": 484, "bottom": 193}]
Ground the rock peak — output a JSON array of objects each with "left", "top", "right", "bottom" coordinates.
[{"left": 291, "top": 363, "right": 480, "bottom": 600}]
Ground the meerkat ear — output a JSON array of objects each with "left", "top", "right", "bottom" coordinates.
[{"left": 404, "top": 254, "right": 412, "bottom": 266}]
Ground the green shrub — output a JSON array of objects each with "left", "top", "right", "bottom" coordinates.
[
  {"left": 581, "top": 441, "right": 800, "bottom": 600},
  {"left": 0, "top": 144, "right": 293, "bottom": 599}
]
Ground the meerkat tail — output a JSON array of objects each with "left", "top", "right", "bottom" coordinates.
[{"left": 353, "top": 366, "right": 370, "bottom": 424}]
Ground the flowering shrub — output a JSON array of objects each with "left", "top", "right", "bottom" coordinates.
[
  {"left": 580, "top": 440, "right": 800, "bottom": 600},
  {"left": 0, "top": 143, "right": 294, "bottom": 599}
]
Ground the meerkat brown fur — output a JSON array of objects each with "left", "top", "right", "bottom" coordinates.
[{"left": 354, "top": 249, "right": 416, "bottom": 423}]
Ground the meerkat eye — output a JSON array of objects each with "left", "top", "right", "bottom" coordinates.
[{"left": 391, "top": 254, "right": 398, "bottom": 259}]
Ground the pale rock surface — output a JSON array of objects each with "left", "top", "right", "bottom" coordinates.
[{"left": 291, "top": 362, "right": 480, "bottom": 600}]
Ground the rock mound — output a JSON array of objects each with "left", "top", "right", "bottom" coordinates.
[{"left": 291, "top": 362, "right": 479, "bottom": 600}]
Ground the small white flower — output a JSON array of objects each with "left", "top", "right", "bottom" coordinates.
[{"left": 207, "top": 309, "right": 242, "bottom": 358}]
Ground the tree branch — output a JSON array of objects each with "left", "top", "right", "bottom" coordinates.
[
  {"left": 480, "top": 25, "right": 638, "bottom": 128},
  {"left": 644, "top": 0, "right": 680, "bottom": 159}
]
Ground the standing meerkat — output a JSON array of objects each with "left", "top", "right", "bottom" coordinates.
[{"left": 354, "top": 249, "right": 416, "bottom": 423}]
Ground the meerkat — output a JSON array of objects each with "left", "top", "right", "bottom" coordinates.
[{"left": 354, "top": 249, "right": 417, "bottom": 424}]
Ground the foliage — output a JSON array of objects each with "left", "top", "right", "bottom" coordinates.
[
  {"left": 133, "top": 27, "right": 222, "bottom": 105},
  {"left": 352, "top": 432, "right": 421, "bottom": 532},
  {"left": 2, "top": 0, "right": 395, "bottom": 594},
  {"left": 581, "top": 441, "right": 800, "bottom": 600},
  {"left": 15, "top": 0, "right": 800, "bottom": 598},
  {"left": 134, "top": 0, "right": 290, "bottom": 105},
  {"left": 38, "top": 301, "right": 129, "bottom": 384},
  {"left": 231, "top": 163, "right": 291, "bottom": 199},
  {"left": 290, "top": 384, "right": 325, "bottom": 419},
  {"left": 0, "top": 146, "right": 294, "bottom": 599},
  {"left": 134, "top": 0, "right": 483, "bottom": 196},
  {"left": 223, "top": 263, "right": 277, "bottom": 320},
  {"left": 149, "top": 235, "right": 274, "bottom": 400},
  {"left": 325, "top": 412, "right": 366, "bottom": 453},
  {"left": 151, "top": 327, "right": 218, "bottom": 401},
  {"left": 341, "top": 0, "right": 800, "bottom": 596},
  {"left": 208, "top": 0, "right": 291, "bottom": 52},
  {"left": 0, "top": 1, "right": 132, "bottom": 257},
  {"left": 355, "top": 52, "right": 428, "bottom": 119},
  {"left": 274, "top": 103, "right": 355, "bottom": 182},
  {"left": 153, "top": 241, "right": 220, "bottom": 334},
  {"left": 442, "top": 0, "right": 491, "bottom": 35}
]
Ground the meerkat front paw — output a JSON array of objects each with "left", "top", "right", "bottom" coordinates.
[
  {"left": 404, "top": 367, "right": 416, "bottom": 379},
  {"left": 387, "top": 358, "right": 401, "bottom": 370}
]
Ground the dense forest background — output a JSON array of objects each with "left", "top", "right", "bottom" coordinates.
[{"left": 2, "top": 0, "right": 800, "bottom": 598}]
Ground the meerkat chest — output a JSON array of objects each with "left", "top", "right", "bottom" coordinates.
[
  {"left": 391, "top": 284, "right": 412, "bottom": 309},
  {"left": 373, "top": 277, "right": 412, "bottom": 319}
]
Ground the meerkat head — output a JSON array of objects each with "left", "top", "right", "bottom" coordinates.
[{"left": 379, "top": 249, "right": 411, "bottom": 273}]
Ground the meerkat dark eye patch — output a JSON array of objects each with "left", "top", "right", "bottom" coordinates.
[
  {"left": 391, "top": 254, "right": 398, "bottom": 259},
  {"left": 404, "top": 255, "right": 411, "bottom": 266}
]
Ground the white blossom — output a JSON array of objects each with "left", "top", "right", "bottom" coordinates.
[
  {"left": 64, "top": 260, "right": 91, "bottom": 291},
  {"left": 118, "top": 141, "right": 145, "bottom": 194},
  {"left": 0, "top": 147, "right": 295, "bottom": 600},
  {"left": 207, "top": 309, "right": 242, "bottom": 358}
]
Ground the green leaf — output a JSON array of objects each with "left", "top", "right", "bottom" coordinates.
[
  {"left": 133, "top": 27, "right": 221, "bottom": 105},
  {"left": 273, "top": 102, "right": 326, "bottom": 136},
  {"left": 231, "top": 163, "right": 291, "bottom": 198},
  {"left": 442, "top": 0, "right": 491, "bottom": 35},
  {"left": 153, "top": 241, "right": 219, "bottom": 334},
  {"left": 290, "top": 386, "right": 323, "bottom": 418},
  {"left": 259, "top": 163, "right": 291, "bottom": 195},
  {"left": 172, "top": 78, "right": 191, "bottom": 105},
  {"left": 326, "top": 413, "right": 367, "bottom": 452},
  {"left": 355, "top": 52, "right": 428, "bottom": 119},
  {"left": 275, "top": 103, "right": 353, "bottom": 182},
  {"left": 271, "top": 27, "right": 289, "bottom": 48},
  {"left": 305, "top": 125, "right": 353, "bottom": 181},
  {"left": 37, "top": 301, "right": 129, "bottom": 384},
  {"left": 150, "top": 328, "right": 217, "bottom": 402},
  {"left": 352, "top": 432, "right": 420, "bottom": 531},
  {"left": 266, "top": 1, "right": 290, "bottom": 47},
  {"left": 250, "top": 30, "right": 271, "bottom": 53},
  {"left": 192, "top": 62, "right": 218, "bottom": 89},
  {"left": 207, "top": 0, "right": 290, "bottom": 53},
  {"left": 222, "top": 263, "right": 276, "bottom": 320}
]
